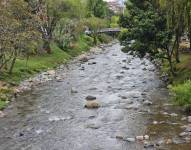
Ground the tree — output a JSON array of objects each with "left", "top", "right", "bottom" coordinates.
[
  {"left": 0, "top": 0, "right": 40, "bottom": 74},
  {"left": 158, "top": 0, "right": 189, "bottom": 62},
  {"left": 119, "top": 0, "right": 176, "bottom": 75},
  {"left": 87, "top": 0, "right": 109, "bottom": 18},
  {"left": 84, "top": 17, "right": 108, "bottom": 44}
]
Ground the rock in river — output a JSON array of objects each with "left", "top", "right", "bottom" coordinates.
[
  {"left": 85, "top": 100, "right": 100, "bottom": 109},
  {"left": 188, "top": 116, "right": 191, "bottom": 123},
  {"left": 71, "top": 87, "right": 78, "bottom": 93},
  {"left": 79, "top": 54, "right": 88, "bottom": 62},
  {"left": 136, "top": 136, "right": 144, "bottom": 141},
  {"left": 0, "top": 111, "right": 5, "bottom": 118},
  {"left": 124, "top": 138, "right": 135, "bottom": 142},
  {"left": 86, "top": 95, "right": 96, "bottom": 101},
  {"left": 143, "top": 100, "right": 153, "bottom": 106}
]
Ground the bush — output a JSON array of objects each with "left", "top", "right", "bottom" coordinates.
[
  {"left": 118, "top": 28, "right": 128, "bottom": 42},
  {"left": 171, "top": 80, "right": 191, "bottom": 110},
  {"left": 98, "top": 34, "right": 113, "bottom": 43}
]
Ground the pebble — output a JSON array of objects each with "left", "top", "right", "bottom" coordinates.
[
  {"left": 121, "top": 96, "right": 127, "bottom": 99},
  {"left": 143, "top": 100, "right": 153, "bottom": 106},
  {"left": 144, "top": 142, "right": 155, "bottom": 148},
  {"left": 162, "top": 112, "right": 169, "bottom": 115},
  {"left": 153, "top": 121, "right": 158, "bottom": 125},
  {"left": 47, "top": 70, "right": 55, "bottom": 75},
  {"left": 86, "top": 123, "right": 100, "bottom": 129},
  {"left": 122, "top": 66, "right": 130, "bottom": 70},
  {"left": 116, "top": 135, "right": 124, "bottom": 139},
  {"left": 0, "top": 111, "right": 5, "bottom": 118},
  {"left": 124, "top": 138, "right": 136, "bottom": 142},
  {"left": 136, "top": 136, "right": 144, "bottom": 141},
  {"left": 181, "top": 117, "right": 187, "bottom": 121},
  {"left": 179, "top": 132, "right": 188, "bottom": 137},
  {"left": 71, "top": 88, "right": 78, "bottom": 93},
  {"left": 188, "top": 116, "right": 191, "bottom": 123},
  {"left": 185, "top": 137, "right": 191, "bottom": 143},
  {"left": 144, "top": 135, "right": 150, "bottom": 140},
  {"left": 170, "top": 113, "right": 178, "bottom": 117},
  {"left": 166, "top": 139, "right": 173, "bottom": 144}
]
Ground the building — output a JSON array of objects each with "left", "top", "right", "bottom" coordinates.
[{"left": 105, "top": 0, "right": 125, "bottom": 14}]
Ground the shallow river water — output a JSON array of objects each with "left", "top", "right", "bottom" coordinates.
[{"left": 0, "top": 42, "right": 191, "bottom": 150}]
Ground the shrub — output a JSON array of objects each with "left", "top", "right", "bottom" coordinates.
[
  {"left": 98, "top": 34, "right": 113, "bottom": 43},
  {"left": 171, "top": 80, "right": 191, "bottom": 110}
]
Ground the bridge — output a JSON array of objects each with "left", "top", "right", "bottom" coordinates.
[
  {"left": 85, "top": 28, "right": 121, "bottom": 35},
  {"left": 97, "top": 28, "right": 121, "bottom": 34}
]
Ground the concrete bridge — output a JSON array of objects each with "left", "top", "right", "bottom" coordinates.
[{"left": 85, "top": 28, "right": 121, "bottom": 35}]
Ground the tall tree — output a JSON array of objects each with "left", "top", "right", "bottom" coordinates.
[
  {"left": 119, "top": 0, "right": 176, "bottom": 75},
  {"left": 87, "top": 0, "right": 109, "bottom": 18}
]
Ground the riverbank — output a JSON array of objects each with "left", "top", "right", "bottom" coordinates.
[
  {"left": 162, "top": 50, "right": 191, "bottom": 111},
  {"left": 0, "top": 35, "right": 113, "bottom": 110}
]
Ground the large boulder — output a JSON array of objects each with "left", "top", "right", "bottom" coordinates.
[
  {"left": 86, "top": 96, "right": 96, "bottom": 101},
  {"left": 85, "top": 100, "right": 100, "bottom": 109},
  {"left": 79, "top": 54, "right": 89, "bottom": 62}
]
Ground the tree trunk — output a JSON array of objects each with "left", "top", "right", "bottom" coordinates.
[
  {"left": 43, "top": 40, "right": 51, "bottom": 54},
  {"left": 175, "top": 31, "right": 180, "bottom": 63},
  {"left": 167, "top": 48, "right": 175, "bottom": 76},
  {"left": 190, "top": 34, "right": 191, "bottom": 51},
  {"left": 9, "top": 56, "right": 16, "bottom": 74}
]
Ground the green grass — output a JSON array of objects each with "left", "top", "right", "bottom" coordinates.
[
  {"left": 0, "top": 34, "right": 111, "bottom": 110},
  {"left": 0, "top": 100, "right": 7, "bottom": 110},
  {"left": 163, "top": 52, "right": 191, "bottom": 110},
  {"left": 0, "top": 87, "right": 11, "bottom": 110},
  {"left": 171, "top": 80, "right": 191, "bottom": 109},
  {"left": 174, "top": 53, "right": 191, "bottom": 84},
  {"left": 0, "top": 35, "right": 92, "bottom": 84},
  {"left": 161, "top": 52, "right": 191, "bottom": 84}
]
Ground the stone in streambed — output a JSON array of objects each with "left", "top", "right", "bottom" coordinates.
[
  {"left": 47, "top": 70, "right": 55, "bottom": 75},
  {"left": 116, "top": 134, "right": 124, "bottom": 140},
  {"left": 136, "top": 136, "right": 144, "bottom": 141},
  {"left": 144, "top": 142, "right": 155, "bottom": 148},
  {"left": 86, "top": 96, "right": 96, "bottom": 101},
  {"left": 143, "top": 100, "right": 153, "bottom": 106},
  {"left": 179, "top": 132, "right": 188, "bottom": 137},
  {"left": 188, "top": 116, "right": 191, "bottom": 123},
  {"left": 79, "top": 55, "right": 88, "bottom": 62},
  {"left": 0, "top": 111, "right": 6, "bottom": 118},
  {"left": 85, "top": 100, "right": 100, "bottom": 109},
  {"left": 71, "top": 87, "right": 78, "bottom": 93},
  {"left": 144, "top": 135, "right": 150, "bottom": 140},
  {"left": 170, "top": 113, "right": 178, "bottom": 117},
  {"left": 86, "top": 123, "right": 101, "bottom": 129},
  {"left": 165, "top": 139, "right": 173, "bottom": 144},
  {"left": 123, "top": 138, "right": 135, "bottom": 142}
]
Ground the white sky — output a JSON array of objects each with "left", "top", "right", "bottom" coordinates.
[{"left": 103, "top": 0, "right": 124, "bottom": 5}]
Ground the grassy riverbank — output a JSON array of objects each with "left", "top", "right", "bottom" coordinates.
[
  {"left": 0, "top": 34, "right": 112, "bottom": 110},
  {"left": 164, "top": 52, "right": 191, "bottom": 110}
]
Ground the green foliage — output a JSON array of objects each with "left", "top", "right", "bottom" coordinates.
[
  {"left": 110, "top": 16, "right": 119, "bottom": 28},
  {"left": 87, "top": 0, "right": 110, "bottom": 18},
  {"left": 119, "top": 0, "right": 171, "bottom": 57},
  {"left": 171, "top": 80, "right": 191, "bottom": 109},
  {"left": 84, "top": 17, "right": 109, "bottom": 44},
  {"left": 0, "top": 100, "right": 7, "bottom": 110},
  {"left": 0, "top": 35, "right": 93, "bottom": 83},
  {"left": 0, "top": 0, "right": 41, "bottom": 73},
  {"left": 98, "top": 34, "right": 113, "bottom": 43},
  {"left": 0, "top": 87, "right": 11, "bottom": 110}
]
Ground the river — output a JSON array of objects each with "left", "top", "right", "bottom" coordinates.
[{"left": 0, "top": 42, "right": 191, "bottom": 150}]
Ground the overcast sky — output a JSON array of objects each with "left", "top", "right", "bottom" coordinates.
[{"left": 104, "top": 0, "right": 124, "bottom": 5}]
